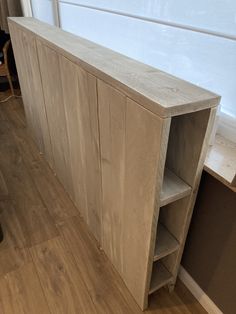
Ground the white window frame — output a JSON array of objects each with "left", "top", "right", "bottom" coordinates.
[{"left": 21, "top": 0, "right": 236, "bottom": 143}]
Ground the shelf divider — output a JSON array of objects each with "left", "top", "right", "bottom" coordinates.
[
  {"left": 160, "top": 168, "right": 191, "bottom": 207},
  {"left": 154, "top": 224, "right": 179, "bottom": 261},
  {"left": 149, "top": 261, "right": 173, "bottom": 295}
]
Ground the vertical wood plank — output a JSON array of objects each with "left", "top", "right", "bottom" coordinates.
[
  {"left": 36, "top": 40, "right": 74, "bottom": 199},
  {"left": 98, "top": 80, "right": 170, "bottom": 309},
  {"left": 9, "top": 24, "right": 54, "bottom": 167},
  {"left": 59, "top": 56, "right": 102, "bottom": 241}
]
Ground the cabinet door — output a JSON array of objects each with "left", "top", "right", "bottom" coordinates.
[
  {"left": 59, "top": 56, "right": 102, "bottom": 241},
  {"left": 37, "top": 41, "right": 73, "bottom": 199},
  {"left": 98, "top": 79, "right": 170, "bottom": 308}
]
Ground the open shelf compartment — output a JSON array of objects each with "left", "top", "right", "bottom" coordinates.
[
  {"left": 160, "top": 168, "right": 191, "bottom": 207},
  {"left": 154, "top": 223, "right": 179, "bottom": 261},
  {"left": 149, "top": 261, "right": 173, "bottom": 295}
]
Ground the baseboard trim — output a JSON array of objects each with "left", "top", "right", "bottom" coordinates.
[{"left": 178, "top": 266, "right": 223, "bottom": 314}]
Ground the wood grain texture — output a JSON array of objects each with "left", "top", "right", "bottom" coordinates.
[
  {"left": 12, "top": 127, "right": 78, "bottom": 224},
  {"left": 98, "top": 80, "right": 170, "bottom": 309},
  {"left": 9, "top": 23, "right": 54, "bottom": 167},
  {"left": 59, "top": 216, "right": 140, "bottom": 314},
  {"left": 0, "top": 262, "right": 50, "bottom": 314},
  {"left": 59, "top": 56, "right": 102, "bottom": 241},
  {"left": 154, "top": 224, "right": 179, "bottom": 261},
  {"left": 160, "top": 168, "right": 192, "bottom": 206},
  {"left": 30, "top": 237, "right": 97, "bottom": 314},
  {"left": 205, "top": 134, "right": 236, "bottom": 190},
  {"left": 0, "top": 132, "right": 59, "bottom": 247},
  {"left": 36, "top": 40, "right": 74, "bottom": 199},
  {"left": 8, "top": 18, "right": 220, "bottom": 118}
]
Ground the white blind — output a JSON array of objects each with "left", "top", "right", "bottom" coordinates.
[
  {"left": 32, "top": 0, "right": 236, "bottom": 141},
  {"left": 31, "top": 0, "right": 55, "bottom": 25}
]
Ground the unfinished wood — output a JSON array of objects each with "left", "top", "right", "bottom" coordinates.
[
  {"left": 30, "top": 237, "right": 97, "bottom": 314},
  {"left": 98, "top": 79, "right": 171, "bottom": 309},
  {"left": 166, "top": 109, "right": 212, "bottom": 186},
  {"left": 163, "top": 108, "right": 218, "bottom": 289},
  {"left": 149, "top": 262, "right": 173, "bottom": 295},
  {"left": 160, "top": 168, "right": 191, "bottom": 206},
  {"left": 36, "top": 40, "right": 74, "bottom": 199},
  {"left": 8, "top": 19, "right": 220, "bottom": 311},
  {"left": 205, "top": 134, "right": 236, "bottom": 191},
  {"left": 154, "top": 224, "right": 179, "bottom": 261},
  {"left": 8, "top": 24, "right": 54, "bottom": 167},
  {"left": 59, "top": 56, "right": 102, "bottom": 241},
  {"left": 8, "top": 23, "right": 36, "bottom": 143},
  {"left": 8, "top": 18, "right": 220, "bottom": 118},
  {"left": 0, "top": 263, "right": 50, "bottom": 314}
]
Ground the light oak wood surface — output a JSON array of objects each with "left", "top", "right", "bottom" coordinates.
[
  {"left": 8, "top": 17, "right": 219, "bottom": 310},
  {"left": 59, "top": 56, "right": 102, "bottom": 241},
  {"left": 205, "top": 134, "right": 236, "bottom": 191},
  {"left": 8, "top": 17, "right": 220, "bottom": 118}
]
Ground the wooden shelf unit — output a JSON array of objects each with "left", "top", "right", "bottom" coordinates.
[{"left": 9, "top": 17, "right": 220, "bottom": 311}]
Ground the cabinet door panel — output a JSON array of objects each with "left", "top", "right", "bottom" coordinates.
[
  {"left": 37, "top": 41, "right": 73, "bottom": 198},
  {"left": 59, "top": 56, "right": 102, "bottom": 241}
]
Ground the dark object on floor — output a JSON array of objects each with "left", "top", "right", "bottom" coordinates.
[{"left": 0, "top": 29, "right": 18, "bottom": 94}]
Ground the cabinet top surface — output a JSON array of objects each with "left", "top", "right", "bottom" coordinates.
[{"left": 9, "top": 17, "right": 220, "bottom": 118}]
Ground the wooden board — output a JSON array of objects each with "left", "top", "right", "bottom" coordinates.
[
  {"left": 8, "top": 18, "right": 220, "bottom": 118},
  {"left": 160, "top": 168, "right": 191, "bottom": 206},
  {"left": 149, "top": 262, "right": 173, "bottom": 295},
  {"left": 36, "top": 40, "right": 74, "bottom": 199},
  {"left": 98, "top": 80, "right": 170, "bottom": 308},
  {"left": 9, "top": 24, "right": 54, "bottom": 167},
  {"left": 154, "top": 224, "right": 179, "bottom": 261},
  {"left": 59, "top": 56, "right": 102, "bottom": 241}
]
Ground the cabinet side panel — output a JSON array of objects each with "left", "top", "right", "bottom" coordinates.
[
  {"left": 59, "top": 56, "right": 102, "bottom": 241},
  {"left": 36, "top": 40, "right": 73, "bottom": 199},
  {"left": 166, "top": 109, "right": 212, "bottom": 186},
  {"left": 98, "top": 78, "right": 167, "bottom": 308}
]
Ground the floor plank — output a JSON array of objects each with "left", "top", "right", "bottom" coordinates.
[
  {"left": 0, "top": 262, "right": 50, "bottom": 314},
  {"left": 59, "top": 216, "right": 141, "bottom": 314},
  {"left": 0, "top": 132, "right": 59, "bottom": 247},
  {"left": 30, "top": 236, "right": 98, "bottom": 314},
  {"left": 12, "top": 128, "right": 78, "bottom": 224}
]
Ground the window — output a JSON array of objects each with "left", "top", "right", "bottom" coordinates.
[{"left": 27, "top": 0, "right": 236, "bottom": 142}]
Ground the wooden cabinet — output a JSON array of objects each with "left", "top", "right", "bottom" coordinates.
[{"left": 9, "top": 17, "right": 220, "bottom": 310}]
